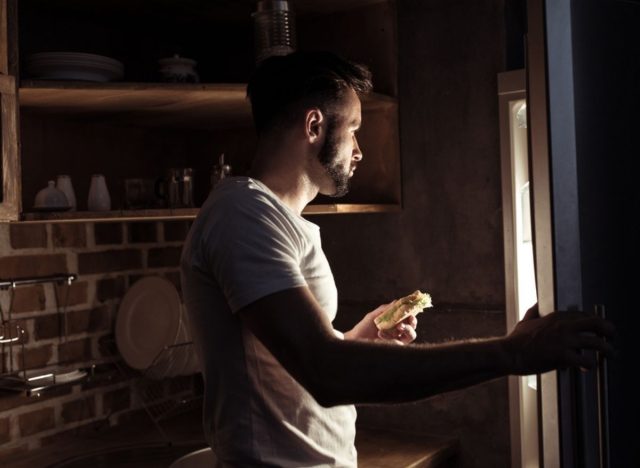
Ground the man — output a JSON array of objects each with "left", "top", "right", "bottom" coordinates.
[{"left": 180, "top": 51, "right": 614, "bottom": 467}]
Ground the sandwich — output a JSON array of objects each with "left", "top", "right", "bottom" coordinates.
[{"left": 374, "top": 290, "right": 433, "bottom": 331}]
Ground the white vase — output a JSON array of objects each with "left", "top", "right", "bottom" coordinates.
[
  {"left": 56, "top": 175, "right": 76, "bottom": 211},
  {"left": 87, "top": 174, "right": 111, "bottom": 211}
]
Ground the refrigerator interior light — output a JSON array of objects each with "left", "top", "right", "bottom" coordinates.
[
  {"left": 520, "top": 182, "right": 532, "bottom": 243},
  {"left": 516, "top": 102, "right": 527, "bottom": 128}
]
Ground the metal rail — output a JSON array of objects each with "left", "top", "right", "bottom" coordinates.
[{"left": 0, "top": 273, "right": 77, "bottom": 290}]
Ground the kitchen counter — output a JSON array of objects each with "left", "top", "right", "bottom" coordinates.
[
  {"left": 3, "top": 407, "right": 457, "bottom": 468},
  {"left": 355, "top": 427, "right": 458, "bottom": 468}
]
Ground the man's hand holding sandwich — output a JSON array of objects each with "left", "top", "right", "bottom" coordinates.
[{"left": 344, "top": 290, "right": 432, "bottom": 344}]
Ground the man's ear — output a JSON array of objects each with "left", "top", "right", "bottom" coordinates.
[{"left": 305, "top": 109, "right": 324, "bottom": 143}]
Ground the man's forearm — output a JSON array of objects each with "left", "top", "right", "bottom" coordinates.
[{"left": 306, "top": 336, "right": 512, "bottom": 407}]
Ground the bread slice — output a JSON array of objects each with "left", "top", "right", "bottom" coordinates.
[{"left": 374, "top": 290, "right": 432, "bottom": 331}]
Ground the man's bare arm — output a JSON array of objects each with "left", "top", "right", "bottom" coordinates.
[{"left": 238, "top": 286, "right": 614, "bottom": 407}]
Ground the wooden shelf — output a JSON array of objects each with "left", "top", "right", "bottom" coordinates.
[
  {"left": 20, "top": 208, "right": 200, "bottom": 223},
  {"left": 19, "top": 81, "right": 396, "bottom": 129},
  {"left": 19, "top": 81, "right": 252, "bottom": 129},
  {"left": 18, "top": 204, "right": 401, "bottom": 223},
  {"left": 303, "top": 203, "right": 401, "bottom": 215}
]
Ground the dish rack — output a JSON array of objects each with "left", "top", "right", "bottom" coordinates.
[
  {"left": 99, "top": 334, "right": 201, "bottom": 442},
  {"left": 144, "top": 341, "right": 201, "bottom": 441},
  {"left": 0, "top": 273, "right": 88, "bottom": 396}
]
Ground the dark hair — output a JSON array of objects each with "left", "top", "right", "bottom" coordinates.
[{"left": 246, "top": 51, "right": 373, "bottom": 135}]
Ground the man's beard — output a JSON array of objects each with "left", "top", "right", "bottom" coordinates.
[{"left": 317, "top": 120, "right": 351, "bottom": 198}]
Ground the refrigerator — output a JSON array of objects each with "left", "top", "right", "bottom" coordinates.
[{"left": 499, "top": 1, "right": 639, "bottom": 467}]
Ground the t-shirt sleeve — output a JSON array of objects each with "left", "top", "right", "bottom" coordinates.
[{"left": 202, "top": 191, "right": 307, "bottom": 313}]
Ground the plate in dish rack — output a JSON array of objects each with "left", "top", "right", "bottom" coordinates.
[
  {"left": 115, "top": 276, "right": 182, "bottom": 371},
  {"left": 26, "top": 52, "right": 124, "bottom": 82},
  {"left": 54, "top": 369, "right": 88, "bottom": 384},
  {"left": 21, "top": 369, "right": 88, "bottom": 387}
]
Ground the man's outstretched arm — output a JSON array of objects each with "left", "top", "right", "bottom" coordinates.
[{"left": 238, "top": 286, "right": 615, "bottom": 407}]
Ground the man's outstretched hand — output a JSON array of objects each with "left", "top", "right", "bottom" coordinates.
[{"left": 504, "top": 304, "right": 616, "bottom": 375}]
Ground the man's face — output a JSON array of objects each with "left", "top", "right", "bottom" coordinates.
[{"left": 317, "top": 88, "right": 363, "bottom": 198}]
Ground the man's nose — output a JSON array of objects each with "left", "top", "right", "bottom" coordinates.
[{"left": 352, "top": 137, "right": 363, "bottom": 161}]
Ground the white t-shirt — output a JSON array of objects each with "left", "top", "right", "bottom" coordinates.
[{"left": 180, "top": 177, "right": 357, "bottom": 467}]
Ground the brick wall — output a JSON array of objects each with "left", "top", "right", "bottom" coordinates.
[{"left": 0, "top": 221, "right": 197, "bottom": 458}]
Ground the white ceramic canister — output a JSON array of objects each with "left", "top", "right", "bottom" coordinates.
[
  {"left": 87, "top": 174, "right": 111, "bottom": 211},
  {"left": 157, "top": 54, "right": 199, "bottom": 83},
  {"left": 56, "top": 175, "right": 77, "bottom": 211}
]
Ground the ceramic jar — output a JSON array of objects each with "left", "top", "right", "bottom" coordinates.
[
  {"left": 158, "top": 55, "right": 199, "bottom": 83},
  {"left": 87, "top": 174, "right": 111, "bottom": 211},
  {"left": 56, "top": 175, "right": 76, "bottom": 211}
]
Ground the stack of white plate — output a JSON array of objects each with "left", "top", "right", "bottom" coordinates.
[
  {"left": 26, "top": 52, "right": 124, "bottom": 82},
  {"left": 115, "top": 276, "right": 199, "bottom": 380}
]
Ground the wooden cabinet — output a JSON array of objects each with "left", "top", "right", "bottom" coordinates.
[
  {"left": 0, "top": 0, "right": 20, "bottom": 221},
  {"left": 0, "top": 0, "right": 401, "bottom": 222}
]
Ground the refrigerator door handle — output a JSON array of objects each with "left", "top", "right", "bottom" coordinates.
[{"left": 595, "top": 304, "right": 610, "bottom": 468}]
